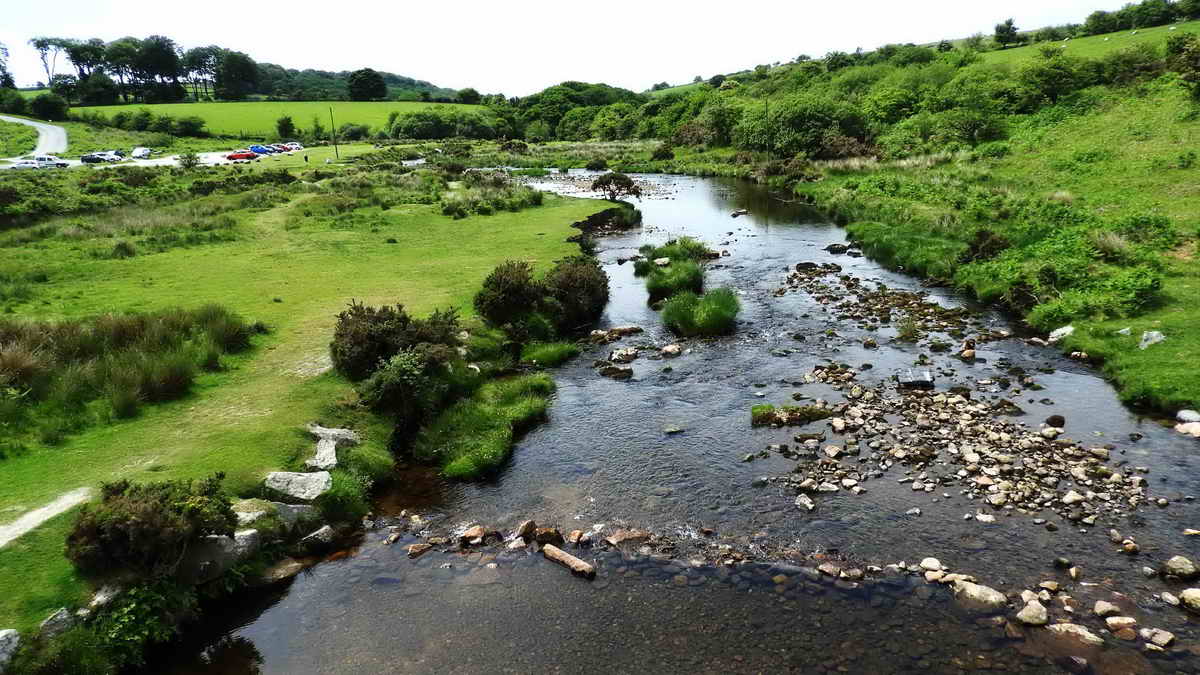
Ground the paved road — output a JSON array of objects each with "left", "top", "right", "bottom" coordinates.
[{"left": 0, "top": 114, "right": 67, "bottom": 157}]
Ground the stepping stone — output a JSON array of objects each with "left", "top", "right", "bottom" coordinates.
[
  {"left": 265, "top": 471, "right": 331, "bottom": 501},
  {"left": 305, "top": 424, "right": 359, "bottom": 471}
]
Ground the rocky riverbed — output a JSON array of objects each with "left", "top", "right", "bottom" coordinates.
[{"left": 158, "top": 173, "right": 1200, "bottom": 674}]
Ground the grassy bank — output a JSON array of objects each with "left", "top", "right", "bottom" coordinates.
[
  {"left": 794, "top": 80, "right": 1200, "bottom": 413},
  {"left": 979, "top": 19, "right": 1200, "bottom": 66},
  {"left": 73, "top": 101, "right": 485, "bottom": 137},
  {"left": 0, "top": 120, "right": 38, "bottom": 156},
  {"left": 0, "top": 165, "right": 603, "bottom": 630}
]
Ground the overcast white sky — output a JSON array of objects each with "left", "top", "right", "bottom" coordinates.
[{"left": 3, "top": 0, "right": 1133, "bottom": 94}]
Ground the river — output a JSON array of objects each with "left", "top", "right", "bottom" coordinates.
[{"left": 156, "top": 173, "right": 1200, "bottom": 674}]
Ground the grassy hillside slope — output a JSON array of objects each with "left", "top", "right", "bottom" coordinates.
[{"left": 981, "top": 19, "right": 1200, "bottom": 66}]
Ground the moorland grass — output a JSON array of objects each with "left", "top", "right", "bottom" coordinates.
[
  {"left": 0, "top": 119, "right": 38, "bottom": 156},
  {"left": 412, "top": 373, "right": 556, "bottom": 479},
  {"left": 979, "top": 19, "right": 1200, "bottom": 67},
  {"left": 520, "top": 341, "right": 580, "bottom": 367},
  {"left": 661, "top": 288, "right": 741, "bottom": 336},
  {"left": 73, "top": 101, "right": 486, "bottom": 137},
  {"left": 0, "top": 176, "right": 603, "bottom": 630},
  {"left": 645, "top": 260, "right": 704, "bottom": 301}
]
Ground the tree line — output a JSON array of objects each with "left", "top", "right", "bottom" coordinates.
[{"left": 2, "top": 35, "right": 456, "bottom": 108}]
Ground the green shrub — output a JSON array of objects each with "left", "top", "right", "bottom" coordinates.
[
  {"left": 314, "top": 470, "right": 372, "bottom": 522},
  {"left": 94, "top": 582, "right": 197, "bottom": 668},
  {"left": 520, "top": 341, "right": 580, "bottom": 367},
  {"left": 110, "top": 241, "right": 137, "bottom": 259},
  {"left": 356, "top": 347, "right": 457, "bottom": 427},
  {"left": 585, "top": 157, "right": 608, "bottom": 171},
  {"left": 473, "top": 261, "right": 544, "bottom": 327},
  {"left": 662, "top": 288, "right": 740, "bottom": 336},
  {"left": 541, "top": 255, "right": 609, "bottom": 332},
  {"left": 65, "top": 474, "right": 236, "bottom": 579},
  {"left": 645, "top": 261, "right": 704, "bottom": 301},
  {"left": 8, "top": 625, "right": 118, "bottom": 675},
  {"left": 329, "top": 301, "right": 460, "bottom": 381}
]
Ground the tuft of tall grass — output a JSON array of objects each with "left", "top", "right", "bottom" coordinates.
[
  {"left": 645, "top": 261, "right": 704, "bottom": 301},
  {"left": 661, "top": 288, "right": 740, "bottom": 336},
  {"left": 520, "top": 341, "right": 580, "bottom": 367}
]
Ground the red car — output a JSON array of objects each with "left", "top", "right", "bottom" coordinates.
[{"left": 226, "top": 150, "right": 257, "bottom": 160}]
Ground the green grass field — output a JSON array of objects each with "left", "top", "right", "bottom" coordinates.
[
  {"left": 648, "top": 82, "right": 708, "bottom": 97},
  {"left": 73, "top": 100, "right": 486, "bottom": 136},
  {"left": 0, "top": 175, "right": 604, "bottom": 631},
  {"left": 980, "top": 19, "right": 1200, "bottom": 66},
  {"left": 0, "top": 119, "right": 38, "bottom": 156}
]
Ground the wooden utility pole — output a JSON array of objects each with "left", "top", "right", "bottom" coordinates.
[{"left": 329, "top": 106, "right": 339, "bottom": 159}]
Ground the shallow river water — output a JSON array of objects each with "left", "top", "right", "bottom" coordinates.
[{"left": 158, "top": 174, "right": 1200, "bottom": 674}]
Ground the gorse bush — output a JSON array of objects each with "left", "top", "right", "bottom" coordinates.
[
  {"left": 661, "top": 288, "right": 741, "bottom": 336},
  {"left": 66, "top": 474, "right": 236, "bottom": 579},
  {"left": 329, "top": 301, "right": 460, "bottom": 381},
  {"left": 474, "top": 261, "right": 544, "bottom": 328},
  {"left": 541, "top": 256, "right": 610, "bottom": 332}
]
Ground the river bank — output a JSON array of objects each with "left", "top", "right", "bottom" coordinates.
[{"left": 150, "top": 173, "right": 1200, "bottom": 674}]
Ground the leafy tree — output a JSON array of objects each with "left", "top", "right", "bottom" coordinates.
[
  {"left": 1019, "top": 48, "right": 1087, "bottom": 103},
  {"left": 64, "top": 38, "right": 106, "bottom": 79},
  {"left": 78, "top": 70, "right": 119, "bottom": 105},
  {"left": 181, "top": 45, "right": 222, "bottom": 100},
  {"left": 49, "top": 73, "right": 78, "bottom": 103},
  {"left": 591, "top": 172, "right": 642, "bottom": 201},
  {"left": 524, "top": 119, "right": 551, "bottom": 142},
  {"left": 29, "top": 92, "right": 68, "bottom": 120},
  {"left": 707, "top": 74, "right": 726, "bottom": 87},
  {"left": 347, "top": 68, "right": 386, "bottom": 100},
  {"left": 994, "top": 18, "right": 1020, "bottom": 48},
  {"left": 214, "top": 50, "right": 258, "bottom": 100},
  {"left": 1181, "top": 0, "right": 1200, "bottom": 19},
  {"left": 964, "top": 33, "right": 987, "bottom": 51},
  {"left": 135, "top": 35, "right": 182, "bottom": 83},
  {"left": 276, "top": 114, "right": 296, "bottom": 139},
  {"left": 693, "top": 75, "right": 703, "bottom": 83},
  {"left": 456, "top": 87, "right": 481, "bottom": 104},
  {"left": 937, "top": 40, "right": 954, "bottom": 52},
  {"left": 28, "top": 37, "right": 69, "bottom": 84},
  {"left": 177, "top": 151, "right": 200, "bottom": 169},
  {"left": 103, "top": 37, "right": 140, "bottom": 102}
]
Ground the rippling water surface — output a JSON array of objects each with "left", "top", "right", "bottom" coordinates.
[{"left": 158, "top": 174, "right": 1200, "bottom": 674}]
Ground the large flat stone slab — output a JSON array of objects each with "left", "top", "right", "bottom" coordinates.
[
  {"left": 305, "top": 424, "right": 360, "bottom": 470},
  {"left": 265, "top": 471, "right": 331, "bottom": 501}
]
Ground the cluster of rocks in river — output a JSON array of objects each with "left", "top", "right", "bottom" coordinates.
[
  {"left": 588, "top": 325, "right": 684, "bottom": 380},
  {"left": 759, "top": 362, "right": 1159, "bottom": 534}
]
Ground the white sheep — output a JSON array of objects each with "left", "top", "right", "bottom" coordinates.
[
  {"left": 1170, "top": 26, "right": 1177, "bottom": 30},
  {"left": 1132, "top": 30, "right": 1138, "bottom": 35},
  {"left": 1104, "top": 37, "right": 1110, "bottom": 41}
]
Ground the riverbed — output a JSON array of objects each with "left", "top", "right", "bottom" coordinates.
[{"left": 158, "top": 173, "right": 1200, "bottom": 674}]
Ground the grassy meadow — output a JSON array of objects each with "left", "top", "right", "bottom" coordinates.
[
  {"left": 73, "top": 100, "right": 486, "bottom": 136},
  {"left": 980, "top": 19, "right": 1200, "bottom": 66},
  {"left": 0, "top": 161, "right": 603, "bottom": 630}
]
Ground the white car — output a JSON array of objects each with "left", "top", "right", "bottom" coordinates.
[
  {"left": 285, "top": 142, "right": 304, "bottom": 150},
  {"left": 10, "top": 159, "right": 40, "bottom": 170},
  {"left": 131, "top": 147, "right": 152, "bottom": 159},
  {"left": 33, "top": 155, "right": 68, "bottom": 168}
]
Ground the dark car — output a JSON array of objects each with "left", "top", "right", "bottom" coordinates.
[{"left": 80, "top": 153, "right": 107, "bottom": 164}]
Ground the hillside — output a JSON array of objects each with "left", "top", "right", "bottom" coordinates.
[{"left": 980, "top": 18, "right": 1200, "bottom": 66}]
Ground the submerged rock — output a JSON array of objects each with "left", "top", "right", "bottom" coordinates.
[
  {"left": 1045, "top": 623, "right": 1103, "bottom": 647},
  {"left": 1164, "top": 555, "right": 1198, "bottom": 579},
  {"left": 952, "top": 580, "right": 1008, "bottom": 612},
  {"left": 1016, "top": 600, "right": 1048, "bottom": 625}
]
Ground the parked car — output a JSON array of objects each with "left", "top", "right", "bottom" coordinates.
[
  {"left": 109, "top": 149, "right": 127, "bottom": 158},
  {"left": 248, "top": 144, "right": 274, "bottom": 155},
  {"left": 270, "top": 144, "right": 291, "bottom": 153},
  {"left": 96, "top": 151, "right": 122, "bottom": 162},
  {"left": 33, "top": 155, "right": 68, "bottom": 168},
  {"left": 81, "top": 153, "right": 107, "bottom": 164},
  {"left": 10, "top": 159, "right": 39, "bottom": 170},
  {"left": 225, "top": 149, "right": 258, "bottom": 161},
  {"left": 285, "top": 142, "right": 304, "bottom": 150},
  {"left": 131, "top": 147, "right": 152, "bottom": 159}
]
